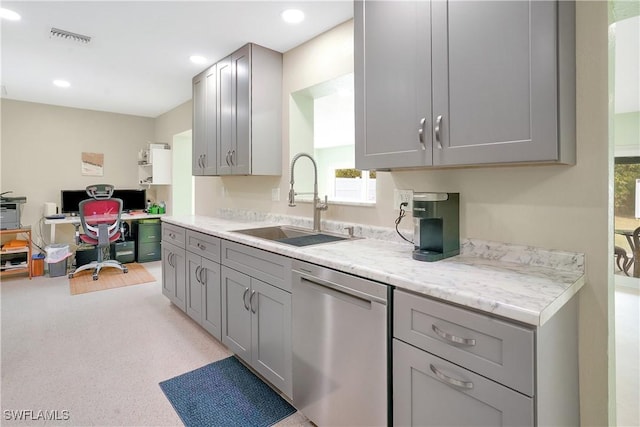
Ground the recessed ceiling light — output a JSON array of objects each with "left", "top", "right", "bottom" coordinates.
[
  {"left": 53, "top": 80, "right": 70, "bottom": 88},
  {"left": 190, "top": 55, "right": 208, "bottom": 65},
  {"left": 281, "top": 9, "right": 304, "bottom": 24},
  {"left": 0, "top": 8, "right": 21, "bottom": 21}
]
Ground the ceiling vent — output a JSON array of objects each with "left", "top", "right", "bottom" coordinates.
[{"left": 50, "top": 27, "right": 91, "bottom": 44}]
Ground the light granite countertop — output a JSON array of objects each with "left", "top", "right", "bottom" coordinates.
[{"left": 162, "top": 213, "right": 585, "bottom": 327}]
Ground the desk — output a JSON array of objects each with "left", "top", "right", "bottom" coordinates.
[
  {"left": 45, "top": 213, "right": 164, "bottom": 243},
  {"left": 615, "top": 229, "right": 639, "bottom": 277}
]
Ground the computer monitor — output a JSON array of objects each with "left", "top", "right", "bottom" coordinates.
[{"left": 60, "top": 189, "right": 147, "bottom": 214}]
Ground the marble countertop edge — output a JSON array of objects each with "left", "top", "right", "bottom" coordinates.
[{"left": 161, "top": 215, "right": 586, "bottom": 327}]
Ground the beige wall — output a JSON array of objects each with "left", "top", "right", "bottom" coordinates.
[
  {"left": 0, "top": 99, "right": 154, "bottom": 246},
  {"left": 153, "top": 100, "right": 192, "bottom": 213}
]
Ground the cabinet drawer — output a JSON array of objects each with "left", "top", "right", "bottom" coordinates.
[
  {"left": 162, "top": 223, "right": 186, "bottom": 247},
  {"left": 394, "top": 290, "right": 534, "bottom": 396},
  {"left": 221, "top": 240, "right": 292, "bottom": 292},
  {"left": 137, "top": 242, "right": 161, "bottom": 262},
  {"left": 186, "top": 230, "right": 220, "bottom": 262},
  {"left": 137, "top": 222, "right": 161, "bottom": 243},
  {"left": 393, "top": 339, "right": 533, "bottom": 426}
]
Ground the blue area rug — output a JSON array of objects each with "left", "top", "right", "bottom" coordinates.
[{"left": 159, "top": 356, "right": 296, "bottom": 427}]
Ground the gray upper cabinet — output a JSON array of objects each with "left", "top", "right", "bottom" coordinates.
[
  {"left": 192, "top": 65, "right": 217, "bottom": 175},
  {"left": 355, "top": 0, "right": 432, "bottom": 169},
  {"left": 355, "top": 0, "right": 575, "bottom": 170},
  {"left": 216, "top": 43, "right": 282, "bottom": 176}
]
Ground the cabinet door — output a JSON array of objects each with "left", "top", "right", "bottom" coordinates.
[
  {"left": 221, "top": 266, "right": 251, "bottom": 362},
  {"left": 192, "top": 70, "right": 206, "bottom": 176},
  {"left": 432, "top": 1, "right": 558, "bottom": 165},
  {"left": 231, "top": 44, "right": 251, "bottom": 175},
  {"left": 162, "top": 242, "right": 186, "bottom": 311},
  {"left": 185, "top": 252, "right": 203, "bottom": 323},
  {"left": 250, "top": 278, "right": 292, "bottom": 398},
  {"left": 355, "top": 0, "right": 431, "bottom": 170},
  {"left": 202, "top": 65, "right": 218, "bottom": 175},
  {"left": 201, "top": 257, "right": 222, "bottom": 340},
  {"left": 217, "top": 55, "right": 234, "bottom": 175},
  {"left": 393, "top": 339, "right": 533, "bottom": 427}
]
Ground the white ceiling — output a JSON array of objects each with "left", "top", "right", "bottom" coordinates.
[{"left": 1, "top": 1, "right": 353, "bottom": 117}]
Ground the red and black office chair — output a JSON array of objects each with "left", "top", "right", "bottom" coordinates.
[{"left": 68, "top": 184, "right": 128, "bottom": 280}]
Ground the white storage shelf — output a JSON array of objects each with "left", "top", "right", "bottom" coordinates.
[{"left": 138, "top": 148, "right": 172, "bottom": 185}]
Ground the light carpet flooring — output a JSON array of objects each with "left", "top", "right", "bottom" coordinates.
[
  {"left": 1, "top": 262, "right": 310, "bottom": 426},
  {"left": 2, "top": 262, "right": 638, "bottom": 426}
]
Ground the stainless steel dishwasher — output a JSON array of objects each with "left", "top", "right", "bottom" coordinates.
[{"left": 292, "top": 260, "right": 389, "bottom": 427}]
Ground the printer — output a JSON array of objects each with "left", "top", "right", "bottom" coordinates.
[{"left": 0, "top": 192, "right": 27, "bottom": 230}]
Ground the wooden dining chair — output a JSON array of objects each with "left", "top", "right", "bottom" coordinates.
[{"left": 615, "top": 245, "right": 633, "bottom": 276}]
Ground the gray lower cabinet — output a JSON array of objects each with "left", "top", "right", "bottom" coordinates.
[
  {"left": 355, "top": 0, "right": 575, "bottom": 169},
  {"left": 394, "top": 339, "right": 533, "bottom": 426},
  {"left": 393, "top": 289, "right": 579, "bottom": 426},
  {"left": 221, "top": 266, "right": 292, "bottom": 398},
  {"left": 161, "top": 240, "right": 186, "bottom": 311},
  {"left": 220, "top": 240, "right": 293, "bottom": 398},
  {"left": 185, "top": 231, "right": 222, "bottom": 339}
]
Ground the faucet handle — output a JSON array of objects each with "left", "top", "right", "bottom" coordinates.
[{"left": 344, "top": 226, "right": 355, "bottom": 238}]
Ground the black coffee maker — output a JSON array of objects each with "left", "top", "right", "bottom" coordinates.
[{"left": 412, "top": 192, "right": 460, "bottom": 262}]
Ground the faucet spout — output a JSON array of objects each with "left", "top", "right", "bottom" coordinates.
[{"left": 288, "top": 152, "right": 327, "bottom": 232}]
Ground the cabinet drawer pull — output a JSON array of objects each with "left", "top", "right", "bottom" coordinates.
[
  {"left": 242, "top": 287, "right": 250, "bottom": 310},
  {"left": 197, "top": 242, "right": 206, "bottom": 250},
  {"left": 418, "top": 117, "right": 427, "bottom": 150},
  {"left": 430, "top": 364, "right": 473, "bottom": 389},
  {"left": 435, "top": 115, "right": 443, "bottom": 149},
  {"left": 432, "top": 324, "right": 476, "bottom": 346},
  {"left": 249, "top": 290, "right": 256, "bottom": 313},
  {"left": 226, "top": 151, "right": 231, "bottom": 166},
  {"left": 200, "top": 266, "right": 207, "bottom": 284},
  {"left": 231, "top": 149, "right": 236, "bottom": 166},
  {"left": 195, "top": 265, "right": 202, "bottom": 284}
]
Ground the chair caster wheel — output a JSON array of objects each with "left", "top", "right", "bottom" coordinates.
[
  {"left": 68, "top": 273, "right": 74, "bottom": 279},
  {"left": 92, "top": 274, "right": 98, "bottom": 281},
  {"left": 123, "top": 267, "right": 128, "bottom": 273}
]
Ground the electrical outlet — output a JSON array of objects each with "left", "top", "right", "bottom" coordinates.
[
  {"left": 393, "top": 189, "right": 414, "bottom": 211},
  {"left": 272, "top": 188, "right": 280, "bottom": 202}
]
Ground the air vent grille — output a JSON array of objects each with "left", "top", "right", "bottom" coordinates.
[{"left": 50, "top": 27, "right": 91, "bottom": 44}]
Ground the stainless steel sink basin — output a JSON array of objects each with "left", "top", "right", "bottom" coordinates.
[{"left": 230, "top": 225, "right": 353, "bottom": 247}]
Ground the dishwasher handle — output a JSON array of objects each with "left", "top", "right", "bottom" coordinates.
[{"left": 295, "top": 270, "right": 387, "bottom": 305}]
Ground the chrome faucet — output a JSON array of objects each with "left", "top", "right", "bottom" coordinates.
[{"left": 288, "top": 152, "right": 328, "bottom": 232}]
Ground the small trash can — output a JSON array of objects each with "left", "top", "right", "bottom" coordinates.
[
  {"left": 45, "top": 244, "right": 72, "bottom": 277},
  {"left": 31, "top": 253, "right": 45, "bottom": 277}
]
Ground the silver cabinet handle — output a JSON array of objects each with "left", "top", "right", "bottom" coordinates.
[
  {"left": 200, "top": 266, "right": 207, "bottom": 285},
  {"left": 242, "top": 287, "right": 250, "bottom": 310},
  {"left": 249, "top": 290, "right": 256, "bottom": 313},
  {"left": 197, "top": 242, "right": 206, "bottom": 251},
  {"left": 231, "top": 149, "right": 236, "bottom": 166},
  {"left": 225, "top": 151, "right": 231, "bottom": 166},
  {"left": 430, "top": 364, "right": 474, "bottom": 389},
  {"left": 432, "top": 324, "right": 476, "bottom": 346},
  {"left": 202, "top": 154, "right": 206, "bottom": 168},
  {"left": 435, "top": 115, "right": 443, "bottom": 149},
  {"left": 195, "top": 265, "right": 201, "bottom": 284},
  {"left": 418, "top": 117, "right": 427, "bottom": 150},
  {"left": 168, "top": 252, "right": 174, "bottom": 268}
]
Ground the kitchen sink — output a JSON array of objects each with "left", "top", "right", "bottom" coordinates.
[{"left": 230, "top": 225, "right": 354, "bottom": 247}]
